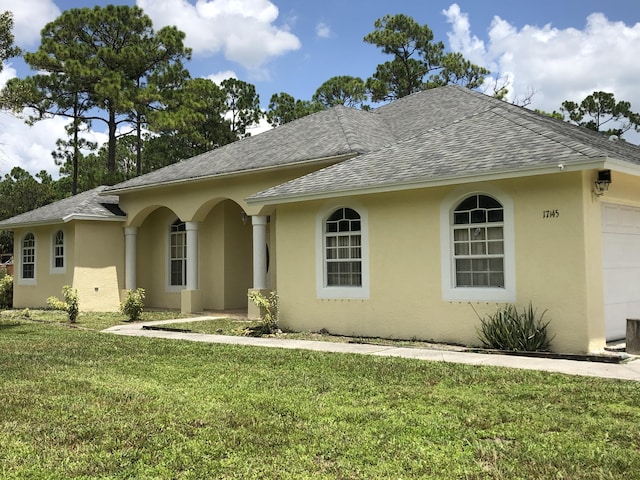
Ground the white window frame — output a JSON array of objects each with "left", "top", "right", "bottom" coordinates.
[
  {"left": 440, "top": 185, "right": 515, "bottom": 302},
  {"left": 19, "top": 232, "right": 36, "bottom": 285},
  {"left": 166, "top": 219, "right": 187, "bottom": 292},
  {"left": 51, "top": 229, "right": 65, "bottom": 274},
  {"left": 316, "top": 204, "right": 370, "bottom": 299}
]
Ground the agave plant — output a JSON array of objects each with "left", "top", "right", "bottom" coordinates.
[{"left": 476, "top": 302, "right": 554, "bottom": 352}]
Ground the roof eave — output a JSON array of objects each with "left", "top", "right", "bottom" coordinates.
[
  {"left": 0, "top": 214, "right": 126, "bottom": 230},
  {"left": 247, "top": 159, "right": 612, "bottom": 206},
  {"left": 61, "top": 214, "right": 127, "bottom": 223},
  {"left": 103, "top": 153, "right": 358, "bottom": 196}
]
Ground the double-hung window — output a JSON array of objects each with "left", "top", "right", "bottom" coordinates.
[
  {"left": 453, "top": 195, "right": 504, "bottom": 288},
  {"left": 21, "top": 233, "right": 35, "bottom": 281},
  {"left": 317, "top": 206, "right": 369, "bottom": 299},
  {"left": 440, "top": 188, "right": 515, "bottom": 302},
  {"left": 53, "top": 230, "right": 64, "bottom": 270},
  {"left": 325, "top": 208, "right": 362, "bottom": 287},
  {"left": 169, "top": 220, "right": 187, "bottom": 287}
]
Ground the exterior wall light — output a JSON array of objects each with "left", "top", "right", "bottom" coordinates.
[{"left": 594, "top": 169, "right": 612, "bottom": 196}]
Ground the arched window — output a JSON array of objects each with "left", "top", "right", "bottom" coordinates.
[
  {"left": 21, "top": 233, "right": 35, "bottom": 280},
  {"left": 169, "top": 220, "right": 186, "bottom": 287},
  {"left": 452, "top": 194, "right": 504, "bottom": 287},
  {"left": 441, "top": 187, "right": 515, "bottom": 302},
  {"left": 324, "top": 208, "right": 362, "bottom": 287},
  {"left": 53, "top": 230, "right": 64, "bottom": 269}
]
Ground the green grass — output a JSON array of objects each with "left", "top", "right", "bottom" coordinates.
[
  {"left": 0, "top": 316, "right": 639, "bottom": 479},
  {"left": 1, "top": 308, "right": 194, "bottom": 331}
]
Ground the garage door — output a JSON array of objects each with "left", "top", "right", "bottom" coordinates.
[{"left": 602, "top": 203, "right": 640, "bottom": 341}]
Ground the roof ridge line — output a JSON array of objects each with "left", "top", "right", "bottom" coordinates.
[
  {"left": 488, "top": 105, "right": 618, "bottom": 158},
  {"left": 333, "top": 106, "right": 362, "bottom": 152}
]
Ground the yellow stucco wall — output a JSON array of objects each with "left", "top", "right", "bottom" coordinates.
[
  {"left": 199, "top": 200, "right": 253, "bottom": 310},
  {"left": 13, "top": 225, "right": 75, "bottom": 308},
  {"left": 274, "top": 171, "right": 609, "bottom": 354},
  {"left": 12, "top": 221, "right": 124, "bottom": 311},
  {"left": 73, "top": 221, "right": 125, "bottom": 311}
]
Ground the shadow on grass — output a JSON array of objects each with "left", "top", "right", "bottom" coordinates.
[{"left": 0, "top": 321, "right": 22, "bottom": 330}]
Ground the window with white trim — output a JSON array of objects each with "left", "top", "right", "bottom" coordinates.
[
  {"left": 316, "top": 205, "right": 369, "bottom": 299},
  {"left": 53, "top": 230, "right": 64, "bottom": 270},
  {"left": 169, "top": 220, "right": 186, "bottom": 287},
  {"left": 453, "top": 195, "right": 504, "bottom": 287},
  {"left": 325, "top": 208, "right": 362, "bottom": 287},
  {"left": 21, "top": 233, "right": 35, "bottom": 280},
  {"left": 440, "top": 186, "right": 515, "bottom": 302}
]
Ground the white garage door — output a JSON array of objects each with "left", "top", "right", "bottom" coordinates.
[{"left": 602, "top": 203, "right": 640, "bottom": 341}]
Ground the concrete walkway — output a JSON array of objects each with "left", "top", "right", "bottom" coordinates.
[{"left": 103, "top": 317, "right": 640, "bottom": 382}]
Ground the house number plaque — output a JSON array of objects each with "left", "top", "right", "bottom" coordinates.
[{"left": 542, "top": 209, "right": 560, "bottom": 218}]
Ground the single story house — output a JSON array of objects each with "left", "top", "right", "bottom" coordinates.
[{"left": 2, "top": 85, "right": 640, "bottom": 354}]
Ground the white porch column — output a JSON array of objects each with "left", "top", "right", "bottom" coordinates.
[
  {"left": 252, "top": 215, "right": 268, "bottom": 289},
  {"left": 186, "top": 221, "right": 199, "bottom": 290},
  {"left": 124, "top": 226, "right": 137, "bottom": 290}
]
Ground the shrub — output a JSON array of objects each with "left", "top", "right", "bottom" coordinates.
[
  {"left": 121, "top": 288, "right": 145, "bottom": 322},
  {"left": 247, "top": 290, "right": 279, "bottom": 335},
  {"left": 476, "top": 302, "right": 554, "bottom": 352},
  {"left": 47, "top": 286, "right": 79, "bottom": 323},
  {"left": 0, "top": 274, "right": 13, "bottom": 308}
]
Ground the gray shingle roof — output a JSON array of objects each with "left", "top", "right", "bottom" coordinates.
[
  {"left": 248, "top": 86, "right": 640, "bottom": 203},
  {"left": 105, "top": 106, "right": 396, "bottom": 193},
  {"left": 0, "top": 186, "right": 125, "bottom": 228}
]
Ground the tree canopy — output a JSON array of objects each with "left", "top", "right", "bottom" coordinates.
[
  {"left": 363, "top": 14, "right": 489, "bottom": 102},
  {"left": 560, "top": 91, "right": 640, "bottom": 138},
  {"left": 0, "top": 5, "right": 191, "bottom": 189},
  {"left": 312, "top": 76, "right": 368, "bottom": 109},
  {"left": 0, "top": 11, "right": 20, "bottom": 69}
]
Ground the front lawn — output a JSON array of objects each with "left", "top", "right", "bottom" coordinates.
[{"left": 0, "top": 316, "right": 639, "bottom": 479}]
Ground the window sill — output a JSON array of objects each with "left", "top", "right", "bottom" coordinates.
[
  {"left": 442, "top": 286, "right": 515, "bottom": 303},
  {"left": 317, "top": 286, "right": 369, "bottom": 299}
]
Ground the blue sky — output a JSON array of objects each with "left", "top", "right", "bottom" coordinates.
[{"left": 1, "top": 0, "right": 640, "bottom": 176}]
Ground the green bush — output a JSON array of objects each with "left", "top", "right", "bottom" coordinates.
[
  {"left": 121, "top": 288, "right": 145, "bottom": 322},
  {"left": 247, "top": 290, "right": 279, "bottom": 335},
  {"left": 0, "top": 273, "right": 13, "bottom": 308},
  {"left": 47, "top": 286, "right": 79, "bottom": 323},
  {"left": 476, "top": 302, "right": 554, "bottom": 352}
]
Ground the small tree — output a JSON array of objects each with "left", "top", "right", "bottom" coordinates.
[
  {"left": 248, "top": 290, "right": 279, "bottom": 334},
  {"left": 47, "top": 285, "right": 79, "bottom": 323},
  {"left": 121, "top": 288, "right": 145, "bottom": 322},
  {"left": 0, "top": 270, "right": 13, "bottom": 308}
]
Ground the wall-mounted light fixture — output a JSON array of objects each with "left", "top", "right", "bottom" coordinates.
[
  {"left": 594, "top": 169, "right": 612, "bottom": 196},
  {"left": 241, "top": 210, "right": 249, "bottom": 225}
]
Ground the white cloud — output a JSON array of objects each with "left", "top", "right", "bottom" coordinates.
[
  {"left": 442, "top": 4, "right": 485, "bottom": 64},
  {"left": 0, "top": 109, "right": 67, "bottom": 178},
  {"left": 444, "top": 4, "right": 640, "bottom": 120},
  {"left": 316, "top": 22, "right": 331, "bottom": 39},
  {"left": 137, "top": 0, "right": 301, "bottom": 73},
  {"left": 0, "top": 0, "right": 60, "bottom": 47},
  {"left": 206, "top": 70, "right": 238, "bottom": 84}
]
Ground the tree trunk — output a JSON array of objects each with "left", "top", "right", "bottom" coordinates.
[
  {"left": 72, "top": 95, "right": 79, "bottom": 195},
  {"left": 107, "top": 108, "right": 117, "bottom": 177}
]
